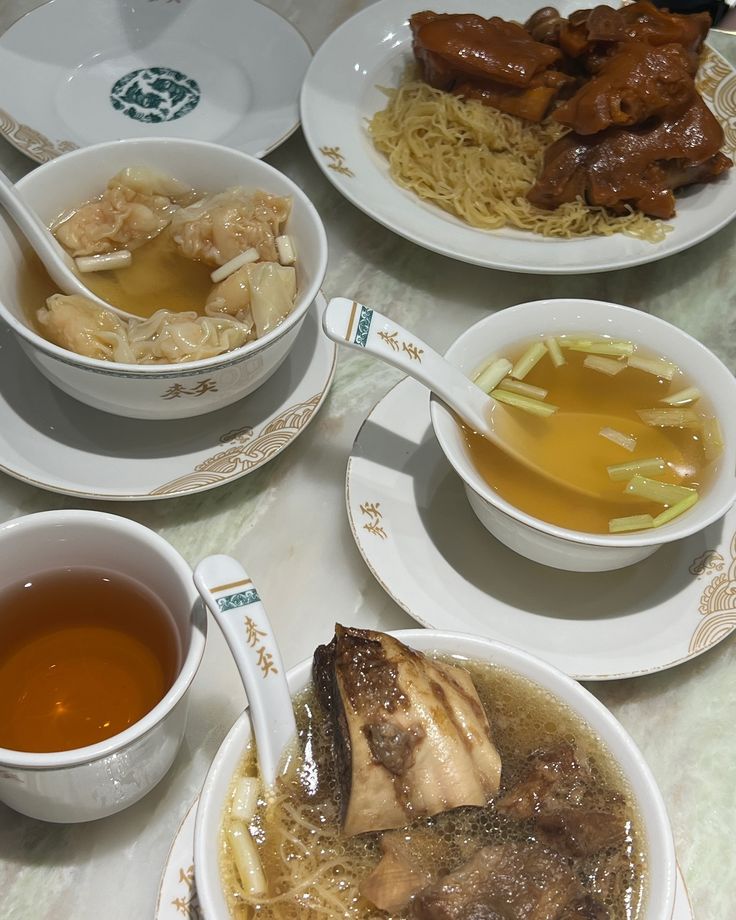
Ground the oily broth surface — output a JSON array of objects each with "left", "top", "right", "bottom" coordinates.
[
  {"left": 220, "top": 656, "right": 647, "bottom": 919},
  {"left": 463, "top": 337, "right": 711, "bottom": 533}
]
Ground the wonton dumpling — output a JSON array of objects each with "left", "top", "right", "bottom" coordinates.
[
  {"left": 54, "top": 168, "right": 185, "bottom": 257},
  {"left": 37, "top": 294, "right": 130, "bottom": 362},
  {"left": 127, "top": 310, "right": 252, "bottom": 363},
  {"left": 246, "top": 262, "right": 296, "bottom": 338},
  {"left": 37, "top": 296, "right": 252, "bottom": 365},
  {"left": 170, "top": 189, "right": 291, "bottom": 266},
  {"left": 205, "top": 266, "right": 253, "bottom": 323}
]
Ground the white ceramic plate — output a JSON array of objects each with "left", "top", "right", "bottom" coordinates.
[
  {"left": 300, "top": 0, "right": 736, "bottom": 274},
  {"left": 0, "top": 0, "right": 311, "bottom": 163},
  {"left": 0, "top": 294, "right": 335, "bottom": 500},
  {"left": 154, "top": 794, "right": 695, "bottom": 920},
  {"left": 346, "top": 378, "right": 736, "bottom": 681}
]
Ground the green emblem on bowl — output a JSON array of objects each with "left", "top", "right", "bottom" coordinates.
[{"left": 110, "top": 67, "right": 200, "bottom": 123}]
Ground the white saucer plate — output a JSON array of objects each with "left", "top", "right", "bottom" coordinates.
[
  {"left": 300, "top": 0, "right": 736, "bottom": 274},
  {"left": 0, "top": 0, "right": 310, "bottom": 163},
  {"left": 0, "top": 294, "right": 335, "bottom": 500},
  {"left": 154, "top": 794, "right": 695, "bottom": 920},
  {"left": 346, "top": 378, "right": 736, "bottom": 681}
]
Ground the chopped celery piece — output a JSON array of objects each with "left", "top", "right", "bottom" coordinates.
[
  {"left": 498, "top": 378, "right": 548, "bottom": 399},
  {"left": 232, "top": 776, "right": 260, "bottom": 821},
  {"left": 474, "top": 357, "right": 513, "bottom": 393},
  {"left": 545, "top": 336, "right": 565, "bottom": 367},
  {"left": 701, "top": 416, "right": 724, "bottom": 461},
  {"left": 660, "top": 386, "right": 701, "bottom": 406},
  {"left": 660, "top": 387, "right": 703, "bottom": 406},
  {"left": 510, "top": 342, "right": 548, "bottom": 380},
  {"left": 637, "top": 408, "right": 700, "bottom": 428},
  {"left": 609, "top": 514, "right": 655, "bottom": 533},
  {"left": 627, "top": 355, "right": 678, "bottom": 380},
  {"left": 565, "top": 340, "right": 634, "bottom": 357},
  {"left": 652, "top": 492, "right": 699, "bottom": 526},
  {"left": 583, "top": 355, "right": 625, "bottom": 376},
  {"left": 599, "top": 427, "right": 636, "bottom": 452},
  {"left": 624, "top": 474, "right": 696, "bottom": 504},
  {"left": 607, "top": 458, "right": 666, "bottom": 481},
  {"left": 228, "top": 823, "right": 266, "bottom": 896},
  {"left": 490, "top": 388, "right": 558, "bottom": 417}
]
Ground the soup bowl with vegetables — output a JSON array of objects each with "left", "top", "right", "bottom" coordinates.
[
  {"left": 194, "top": 627, "right": 676, "bottom": 920},
  {"left": 0, "top": 138, "right": 327, "bottom": 419},
  {"left": 430, "top": 298, "right": 736, "bottom": 572}
]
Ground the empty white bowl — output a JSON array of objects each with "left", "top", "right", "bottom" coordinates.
[
  {"left": 430, "top": 298, "right": 736, "bottom": 572},
  {"left": 0, "top": 137, "right": 328, "bottom": 419},
  {"left": 194, "top": 629, "right": 676, "bottom": 920}
]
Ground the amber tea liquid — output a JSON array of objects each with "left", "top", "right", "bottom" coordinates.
[{"left": 0, "top": 567, "right": 181, "bottom": 753}]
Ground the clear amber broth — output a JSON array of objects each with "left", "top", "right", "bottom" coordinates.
[{"left": 462, "top": 336, "right": 712, "bottom": 534}]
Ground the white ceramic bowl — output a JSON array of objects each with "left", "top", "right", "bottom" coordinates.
[
  {"left": 0, "top": 510, "right": 206, "bottom": 822},
  {"left": 194, "top": 629, "right": 676, "bottom": 920},
  {"left": 0, "top": 138, "right": 328, "bottom": 419},
  {"left": 431, "top": 298, "right": 736, "bottom": 572}
]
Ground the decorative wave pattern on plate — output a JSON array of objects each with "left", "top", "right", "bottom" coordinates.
[
  {"left": 689, "top": 531, "right": 736, "bottom": 653},
  {"left": 697, "top": 46, "right": 736, "bottom": 152},
  {"left": 150, "top": 393, "right": 322, "bottom": 494},
  {"left": 0, "top": 108, "right": 77, "bottom": 163}
]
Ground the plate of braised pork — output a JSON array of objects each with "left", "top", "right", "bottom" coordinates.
[{"left": 300, "top": 0, "right": 736, "bottom": 273}]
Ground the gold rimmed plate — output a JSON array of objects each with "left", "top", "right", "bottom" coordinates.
[
  {"left": 346, "top": 377, "right": 736, "bottom": 681},
  {"left": 0, "top": 294, "right": 335, "bottom": 500}
]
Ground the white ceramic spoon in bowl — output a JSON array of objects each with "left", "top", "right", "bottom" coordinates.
[
  {"left": 0, "top": 169, "right": 137, "bottom": 321},
  {"left": 323, "top": 296, "right": 604, "bottom": 498},
  {"left": 194, "top": 554, "right": 296, "bottom": 788}
]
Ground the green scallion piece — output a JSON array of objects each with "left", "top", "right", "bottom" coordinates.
[
  {"left": 490, "top": 388, "right": 558, "bottom": 417},
  {"left": 608, "top": 514, "right": 656, "bottom": 533},
  {"left": 545, "top": 336, "right": 565, "bottom": 367},
  {"left": 510, "top": 342, "right": 548, "bottom": 380},
  {"left": 652, "top": 492, "right": 699, "bottom": 527},
  {"left": 624, "top": 474, "right": 696, "bottom": 505},
  {"left": 498, "top": 378, "right": 548, "bottom": 400},
  {"left": 637, "top": 408, "right": 700, "bottom": 428},
  {"left": 607, "top": 458, "right": 667, "bottom": 481},
  {"left": 627, "top": 355, "right": 678, "bottom": 380},
  {"left": 474, "top": 357, "right": 513, "bottom": 394},
  {"left": 660, "top": 386, "right": 701, "bottom": 406},
  {"left": 583, "top": 355, "right": 625, "bottom": 376}
]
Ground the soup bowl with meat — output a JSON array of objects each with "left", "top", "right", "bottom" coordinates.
[
  {"left": 194, "top": 627, "right": 676, "bottom": 920},
  {"left": 0, "top": 138, "right": 327, "bottom": 419}
]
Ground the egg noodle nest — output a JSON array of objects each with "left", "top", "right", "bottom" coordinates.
[{"left": 368, "top": 79, "right": 667, "bottom": 242}]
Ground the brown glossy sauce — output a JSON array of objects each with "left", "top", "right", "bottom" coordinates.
[
  {"left": 221, "top": 657, "right": 646, "bottom": 919},
  {"left": 0, "top": 567, "right": 180, "bottom": 753}
]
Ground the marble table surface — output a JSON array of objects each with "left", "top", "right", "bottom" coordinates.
[{"left": 1, "top": 1, "right": 735, "bottom": 918}]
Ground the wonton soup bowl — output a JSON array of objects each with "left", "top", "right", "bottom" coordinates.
[
  {"left": 194, "top": 629, "right": 676, "bottom": 920},
  {"left": 0, "top": 138, "right": 327, "bottom": 419},
  {"left": 431, "top": 298, "right": 736, "bottom": 572},
  {"left": 0, "top": 509, "right": 206, "bottom": 822}
]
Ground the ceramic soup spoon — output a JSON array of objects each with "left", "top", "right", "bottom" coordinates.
[
  {"left": 194, "top": 554, "right": 296, "bottom": 788},
  {"left": 0, "top": 169, "right": 137, "bottom": 320},
  {"left": 323, "top": 296, "right": 616, "bottom": 499}
]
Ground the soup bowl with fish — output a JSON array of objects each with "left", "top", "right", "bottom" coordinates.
[
  {"left": 0, "top": 137, "right": 327, "bottom": 419},
  {"left": 0, "top": 509, "right": 206, "bottom": 822},
  {"left": 431, "top": 298, "right": 736, "bottom": 572},
  {"left": 194, "top": 627, "right": 675, "bottom": 920}
]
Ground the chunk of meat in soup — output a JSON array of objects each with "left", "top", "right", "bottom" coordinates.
[
  {"left": 409, "top": 842, "right": 609, "bottom": 920},
  {"left": 313, "top": 625, "right": 502, "bottom": 836}
]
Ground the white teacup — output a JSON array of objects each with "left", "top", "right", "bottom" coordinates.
[
  {"left": 0, "top": 509, "right": 206, "bottom": 822},
  {"left": 194, "top": 629, "right": 676, "bottom": 920}
]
